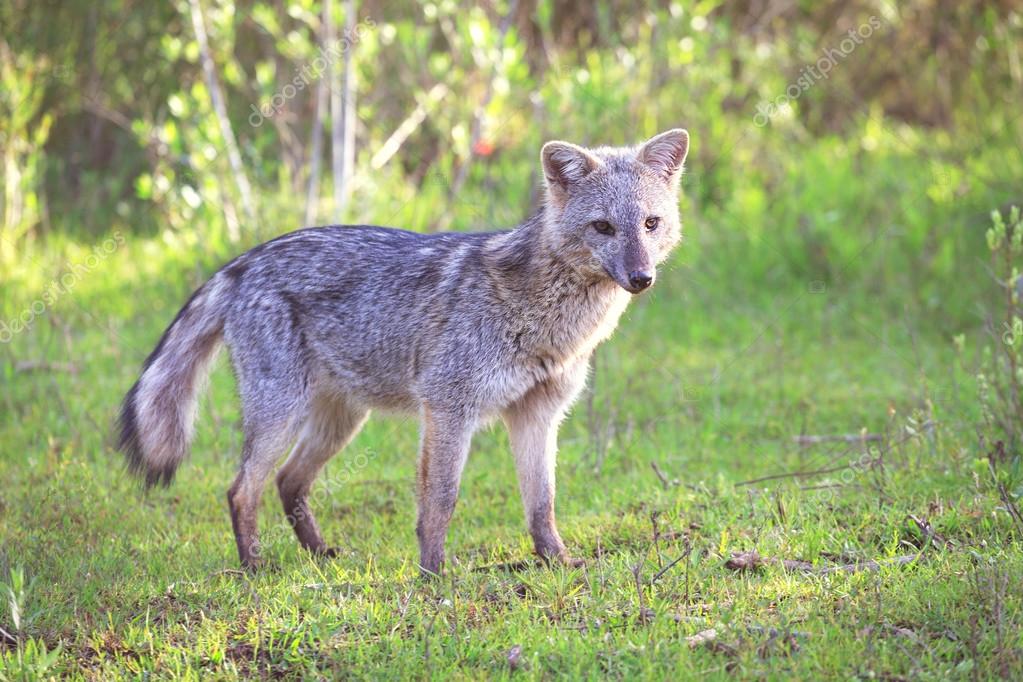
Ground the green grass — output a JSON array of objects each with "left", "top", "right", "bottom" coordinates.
[{"left": 2, "top": 141, "right": 1023, "bottom": 679}]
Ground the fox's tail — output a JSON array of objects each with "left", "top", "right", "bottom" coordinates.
[{"left": 117, "top": 273, "right": 231, "bottom": 487}]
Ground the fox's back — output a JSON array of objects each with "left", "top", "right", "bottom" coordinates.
[{"left": 219, "top": 225, "right": 506, "bottom": 410}]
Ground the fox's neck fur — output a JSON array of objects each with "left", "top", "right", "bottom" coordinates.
[{"left": 482, "top": 207, "right": 631, "bottom": 365}]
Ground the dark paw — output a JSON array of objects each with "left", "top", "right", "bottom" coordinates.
[
  {"left": 418, "top": 558, "right": 444, "bottom": 579},
  {"left": 537, "top": 549, "right": 584, "bottom": 569},
  {"left": 314, "top": 545, "right": 343, "bottom": 559},
  {"left": 241, "top": 557, "right": 265, "bottom": 573}
]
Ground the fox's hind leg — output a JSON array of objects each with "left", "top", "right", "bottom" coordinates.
[
  {"left": 229, "top": 419, "right": 301, "bottom": 570},
  {"left": 224, "top": 300, "right": 310, "bottom": 570},
  {"left": 277, "top": 393, "right": 369, "bottom": 556}
]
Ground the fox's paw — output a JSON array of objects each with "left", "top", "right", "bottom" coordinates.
[
  {"left": 537, "top": 549, "right": 585, "bottom": 569},
  {"left": 315, "top": 546, "right": 344, "bottom": 559},
  {"left": 546, "top": 555, "right": 585, "bottom": 569},
  {"left": 240, "top": 557, "right": 266, "bottom": 573}
]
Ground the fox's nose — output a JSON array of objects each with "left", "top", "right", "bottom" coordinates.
[{"left": 628, "top": 271, "right": 653, "bottom": 291}]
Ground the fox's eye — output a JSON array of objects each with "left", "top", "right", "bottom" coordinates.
[
  {"left": 645, "top": 216, "right": 660, "bottom": 231},
  {"left": 591, "top": 220, "right": 615, "bottom": 236}
]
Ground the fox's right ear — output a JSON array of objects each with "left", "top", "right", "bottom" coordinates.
[{"left": 541, "top": 141, "right": 601, "bottom": 201}]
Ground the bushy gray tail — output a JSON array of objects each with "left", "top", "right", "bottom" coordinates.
[{"left": 117, "top": 274, "right": 229, "bottom": 487}]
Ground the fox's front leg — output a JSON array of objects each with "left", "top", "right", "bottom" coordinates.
[
  {"left": 503, "top": 365, "right": 588, "bottom": 566},
  {"left": 416, "top": 405, "right": 475, "bottom": 576}
]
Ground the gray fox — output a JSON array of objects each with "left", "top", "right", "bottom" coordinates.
[{"left": 117, "top": 128, "right": 689, "bottom": 574}]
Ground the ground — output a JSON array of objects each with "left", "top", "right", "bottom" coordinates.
[{"left": 2, "top": 163, "right": 1022, "bottom": 679}]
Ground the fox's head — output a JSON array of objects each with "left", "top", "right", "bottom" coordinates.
[{"left": 540, "top": 129, "right": 689, "bottom": 294}]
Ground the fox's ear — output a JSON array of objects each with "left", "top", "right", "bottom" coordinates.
[
  {"left": 541, "top": 141, "right": 601, "bottom": 197},
  {"left": 637, "top": 129, "right": 689, "bottom": 187}
]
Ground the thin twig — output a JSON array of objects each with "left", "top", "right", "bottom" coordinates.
[
  {"left": 303, "top": 1, "right": 330, "bottom": 226},
  {"left": 650, "top": 511, "right": 663, "bottom": 569},
  {"left": 471, "top": 559, "right": 534, "bottom": 573},
  {"left": 996, "top": 481, "right": 1023, "bottom": 536},
  {"left": 14, "top": 360, "right": 78, "bottom": 373},
  {"left": 652, "top": 544, "right": 692, "bottom": 583},
  {"left": 906, "top": 513, "right": 955, "bottom": 549},
  {"left": 781, "top": 554, "right": 920, "bottom": 574},
  {"left": 188, "top": 0, "right": 255, "bottom": 238},
  {"left": 0, "top": 624, "right": 17, "bottom": 646},
  {"left": 370, "top": 83, "right": 449, "bottom": 170},
  {"left": 738, "top": 431, "right": 920, "bottom": 488},
  {"left": 630, "top": 562, "right": 652, "bottom": 623},
  {"left": 333, "top": 0, "right": 357, "bottom": 219},
  {"left": 650, "top": 461, "right": 670, "bottom": 489},
  {"left": 793, "top": 433, "right": 882, "bottom": 444},
  {"left": 735, "top": 460, "right": 870, "bottom": 487}
]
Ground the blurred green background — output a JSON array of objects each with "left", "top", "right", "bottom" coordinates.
[
  {"left": 2, "top": 1, "right": 1023, "bottom": 678},
  {"left": 2, "top": 0, "right": 1020, "bottom": 285}
]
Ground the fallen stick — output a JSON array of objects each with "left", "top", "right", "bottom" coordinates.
[
  {"left": 781, "top": 554, "right": 920, "bottom": 574},
  {"left": 15, "top": 360, "right": 79, "bottom": 374},
  {"left": 652, "top": 544, "right": 691, "bottom": 583},
  {"left": 794, "top": 433, "right": 882, "bottom": 444},
  {"left": 906, "top": 513, "right": 955, "bottom": 549},
  {"left": 370, "top": 83, "right": 449, "bottom": 170},
  {"left": 650, "top": 461, "right": 670, "bottom": 488},
  {"left": 726, "top": 550, "right": 921, "bottom": 574},
  {"left": 472, "top": 559, "right": 534, "bottom": 573},
  {"left": 735, "top": 460, "right": 874, "bottom": 487},
  {"left": 737, "top": 431, "right": 920, "bottom": 489}
]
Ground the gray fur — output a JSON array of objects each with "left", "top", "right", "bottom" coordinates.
[{"left": 117, "top": 129, "right": 690, "bottom": 573}]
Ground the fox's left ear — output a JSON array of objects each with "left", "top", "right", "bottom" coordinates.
[{"left": 637, "top": 129, "right": 689, "bottom": 188}]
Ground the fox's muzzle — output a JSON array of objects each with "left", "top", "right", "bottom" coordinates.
[
  {"left": 616, "top": 240, "right": 656, "bottom": 293},
  {"left": 609, "top": 267, "right": 655, "bottom": 294},
  {"left": 628, "top": 270, "right": 653, "bottom": 291}
]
